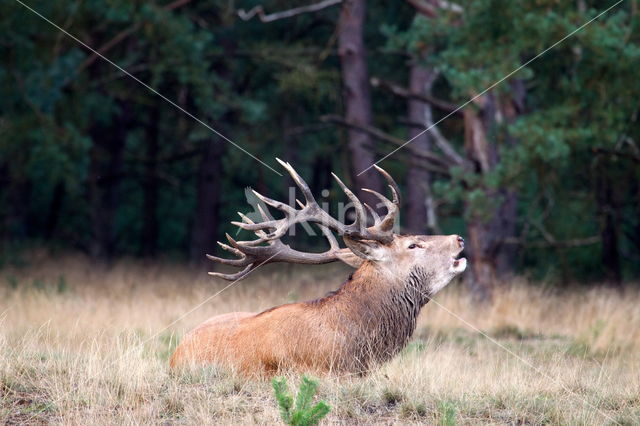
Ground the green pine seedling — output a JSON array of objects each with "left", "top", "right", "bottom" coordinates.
[{"left": 271, "top": 375, "right": 331, "bottom": 426}]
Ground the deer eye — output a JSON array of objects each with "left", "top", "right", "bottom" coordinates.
[{"left": 408, "top": 243, "right": 418, "bottom": 249}]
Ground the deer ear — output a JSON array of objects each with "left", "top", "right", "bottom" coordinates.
[{"left": 343, "top": 236, "right": 384, "bottom": 261}]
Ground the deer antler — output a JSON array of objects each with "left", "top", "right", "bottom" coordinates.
[{"left": 208, "top": 159, "right": 400, "bottom": 280}]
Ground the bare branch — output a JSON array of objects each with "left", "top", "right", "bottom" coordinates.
[
  {"left": 405, "top": 0, "right": 463, "bottom": 17},
  {"left": 238, "top": 0, "right": 342, "bottom": 23},
  {"left": 423, "top": 109, "right": 468, "bottom": 167},
  {"left": 371, "top": 75, "right": 468, "bottom": 167},
  {"left": 624, "top": 136, "right": 640, "bottom": 156},
  {"left": 78, "top": 0, "right": 194, "bottom": 72},
  {"left": 285, "top": 123, "right": 333, "bottom": 137},
  {"left": 370, "top": 77, "right": 459, "bottom": 113},
  {"left": 503, "top": 236, "right": 600, "bottom": 248},
  {"left": 434, "top": 0, "right": 463, "bottom": 14},
  {"left": 397, "top": 117, "right": 466, "bottom": 168},
  {"left": 405, "top": 0, "right": 438, "bottom": 17},
  {"left": 592, "top": 146, "right": 640, "bottom": 164},
  {"left": 321, "top": 114, "right": 453, "bottom": 171},
  {"left": 364, "top": 144, "right": 451, "bottom": 176}
]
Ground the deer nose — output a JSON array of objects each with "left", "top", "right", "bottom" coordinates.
[{"left": 456, "top": 235, "right": 464, "bottom": 248}]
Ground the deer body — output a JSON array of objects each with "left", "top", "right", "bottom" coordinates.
[{"left": 170, "top": 161, "right": 466, "bottom": 375}]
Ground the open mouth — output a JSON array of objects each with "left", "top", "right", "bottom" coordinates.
[{"left": 452, "top": 250, "right": 466, "bottom": 269}]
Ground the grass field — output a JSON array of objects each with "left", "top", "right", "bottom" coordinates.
[{"left": 1, "top": 253, "right": 639, "bottom": 424}]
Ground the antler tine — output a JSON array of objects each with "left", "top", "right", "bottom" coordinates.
[
  {"left": 208, "top": 233, "right": 282, "bottom": 280},
  {"left": 374, "top": 165, "right": 401, "bottom": 204},
  {"left": 230, "top": 189, "right": 294, "bottom": 241},
  {"left": 208, "top": 263, "right": 253, "bottom": 281},
  {"left": 256, "top": 204, "right": 271, "bottom": 222},
  {"left": 217, "top": 240, "right": 244, "bottom": 257},
  {"left": 206, "top": 253, "right": 247, "bottom": 267},
  {"left": 364, "top": 203, "right": 381, "bottom": 226},
  {"left": 358, "top": 165, "right": 400, "bottom": 233},
  {"left": 251, "top": 189, "right": 295, "bottom": 215},
  {"left": 225, "top": 233, "right": 275, "bottom": 255},
  {"left": 331, "top": 172, "right": 367, "bottom": 230},
  {"left": 231, "top": 204, "right": 277, "bottom": 247},
  {"left": 318, "top": 224, "right": 340, "bottom": 251},
  {"left": 276, "top": 158, "right": 317, "bottom": 205},
  {"left": 207, "top": 236, "right": 252, "bottom": 268},
  {"left": 236, "top": 211, "right": 270, "bottom": 241},
  {"left": 362, "top": 188, "right": 398, "bottom": 233}
]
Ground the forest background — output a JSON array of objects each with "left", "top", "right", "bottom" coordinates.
[{"left": 1, "top": 0, "right": 639, "bottom": 299}]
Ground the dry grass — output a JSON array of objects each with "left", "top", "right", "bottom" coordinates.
[{"left": 1, "top": 253, "right": 639, "bottom": 424}]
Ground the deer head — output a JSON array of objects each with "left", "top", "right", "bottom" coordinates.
[
  {"left": 343, "top": 234, "right": 466, "bottom": 297},
  {"left": 207, "top": 159, "right": 466, "bottom": 296}
]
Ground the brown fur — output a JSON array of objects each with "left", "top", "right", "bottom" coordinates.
[{"left": 170, "top": 235, "right": 466, "bottom": 376}]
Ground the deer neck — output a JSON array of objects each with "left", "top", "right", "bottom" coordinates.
[
  {"left": 330, "top": 262, "right": 432, "bottom": 364},
  {"left": 346, "top": 261, "right": 432, "bottom": 304}
]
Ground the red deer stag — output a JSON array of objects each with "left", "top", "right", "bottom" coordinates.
[{"left": 170, "top": 160, "right": 466, "bottom": 375}]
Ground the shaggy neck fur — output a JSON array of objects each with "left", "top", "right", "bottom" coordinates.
[{"left": 307, "top": 263, "right": 434, "bottom": 371}]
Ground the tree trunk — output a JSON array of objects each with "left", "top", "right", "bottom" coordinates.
[
  {"left": 0, "top": 163, "right": 6, "bottom": 242},
  {"left": 463, "top": 93, "right": 501, "bottom": 301},
  {"left": 140, "top": 107, "right": 160, "bottom": 257},
  {"left": 5, "top": 174, "right": 30, "bottom": 241},
  {"left": 494, "top": 190, "right": 518, "bottom": 276},
  {"left": 190, "top": 18, "right": 234, "bottom": 266},
  {"left": 465, "top": 219, "right": 496, "bottom": 300},
  {"left": 88, "top": 103, "right": 132, "bottom": 260},
  {"left": 405, "top": 65, "right": 437, "bottom": 234},
  {"left": 283, "top": 110, "right": 300, "bottom": 191},
  {"left": 463, "top": 99, "right": 493, "bottom": 300},
  {"left": 595, "top": 165, "right": 621, "bottom": 285},
  {"left": 189, "top": 140, "right": 226, "bottom": 265},
  {"left": 311, "top": 155, "right": 333, "bottom": 197},
  {"left": 493, "top": 82, "right": 524, "bottom": 276},
  {"left": 44, "top": 180, "right": 65, "bottom": 240},
  {"left": 633, "top": 178, "right": 640, "bottom": 258},
  {"left": 338, "top": 0, "right": 382, "bottom": 210},
  {"left": 462, "top": 84, "right": 524, "bottom": 300}
]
